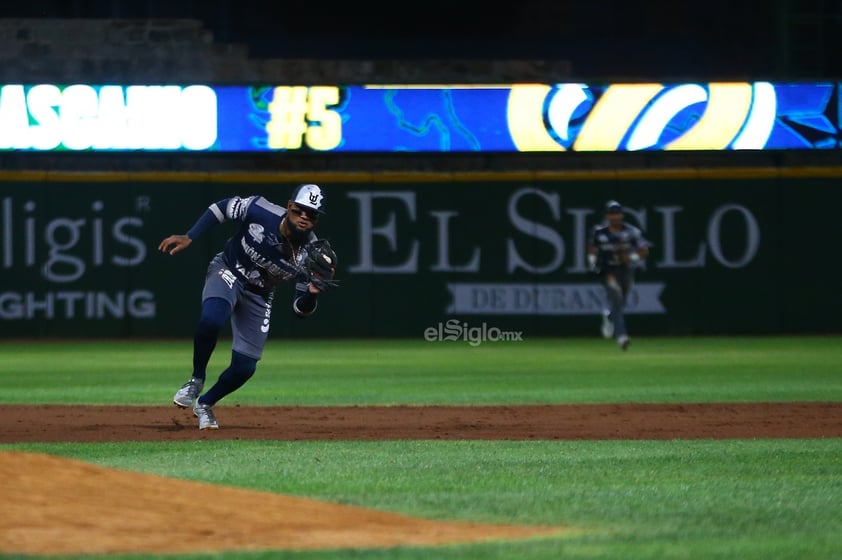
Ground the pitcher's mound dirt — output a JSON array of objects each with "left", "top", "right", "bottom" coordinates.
[{"left": 0, "top": 451, "right": 564, "bottom": 556}]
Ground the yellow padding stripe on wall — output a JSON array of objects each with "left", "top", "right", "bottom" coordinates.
[{"left": 0, "top": 167, "right": 841, "bottom": 183}]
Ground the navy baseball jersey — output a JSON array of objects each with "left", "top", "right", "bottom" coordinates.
[
  {"left": 188, "top": 196, "right": 315, "bottom": 292},
  {"left": 589, "top": 222, "right": 650, "bottom": 272}
]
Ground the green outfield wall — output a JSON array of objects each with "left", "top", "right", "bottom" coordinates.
[{"left": 0, "top": 168, "right": 838, "bottom": 338}]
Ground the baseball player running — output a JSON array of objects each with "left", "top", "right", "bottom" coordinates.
[
  {"left": 587, "top": 200, "right": 650, "bottom": 351},
  {"left": 158, "top": 184, "right": 338, "bottom": 429}
]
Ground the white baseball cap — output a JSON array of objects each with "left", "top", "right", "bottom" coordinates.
[
  {"left": 290, "top": 183, "right": 326, "bottom": 214},
  {"left": 605, "top": 200, "right": 623, "bottom": 214}
]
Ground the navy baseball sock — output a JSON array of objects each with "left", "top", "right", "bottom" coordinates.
[
  {"left": 200, "top": 351, "right": 257, "bottom": 406},
  {"left": 192, "top": 298, "right": 231, "bottom": 381},
  {"left": 605, "top": 284, "right": 627, "bottom": 339}
]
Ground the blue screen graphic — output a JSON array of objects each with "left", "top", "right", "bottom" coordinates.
[{"left": 1, "top": 82, "right": 839, "bottom": 152}]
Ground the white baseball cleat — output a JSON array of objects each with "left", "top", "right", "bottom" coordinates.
[
  {"left": 173, "top": 377, "right": 203, "bottom": 408},
  {"left": 193, "top": 402, "right": 219, "bottom": 430},
  {"left": 601, "top": 311, "right": 614, "bottom": 339}
]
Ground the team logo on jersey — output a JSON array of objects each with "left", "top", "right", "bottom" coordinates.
[
  {"left": 228, "top": 196, "right": 251, "bottom": 220},
  {"left": 248, "top": 223, "right": 265, "bottom": 243},
  {"left": 219, "top": 269, "right": 237, "bottom": 289}
]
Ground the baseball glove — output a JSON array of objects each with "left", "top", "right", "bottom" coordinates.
[{"left": 304, "top": 239, "right": 339, "bottom": 292}]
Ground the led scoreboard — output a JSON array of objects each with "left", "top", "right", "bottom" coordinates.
[{"left": 1, "top": 82, "right": 839, "bottom": 152}]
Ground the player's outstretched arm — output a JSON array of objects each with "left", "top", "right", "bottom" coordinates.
[
  {"left": 158, "top": 200, "right": 229, "bottom": 256},
  {"left": 158, "top": 234, "right": 192, "bottom": 255}
]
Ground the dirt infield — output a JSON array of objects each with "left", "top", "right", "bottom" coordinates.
[
  {"left": 1, "top": 402, "right": 840, "bottom": 556},
  {"left": 1, "top": 402, "right": 841, "bottom": 443}
]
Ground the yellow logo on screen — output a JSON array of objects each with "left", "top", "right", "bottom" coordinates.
[
  {"left": 267, "top": 86, "right": 342, "bottom": 150},
  {"left": 507, "top": 82, "right": 776, "bottom": 151}
]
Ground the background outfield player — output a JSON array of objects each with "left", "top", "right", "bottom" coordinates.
[
  {"left": 587, "top": 200, "right": 651, "bottom": 351},
  {"left": 158, "top": 184, "right": 337, "bottom": 430}
]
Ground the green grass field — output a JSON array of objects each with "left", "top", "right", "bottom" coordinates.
[{"left": 1, "top": 336, "right": 841, "bottom": 559}]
